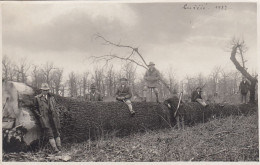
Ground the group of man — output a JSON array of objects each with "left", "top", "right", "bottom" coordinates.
[
  {"left": 191, "top": 76, "right": 251, "bottom": 106},
  {"left": 33, "top": 61, "right": 251, "bottom": 154},
  {"left": 33, "top": 61, "right": 161, "bottom": 154},
  {"left": 85, "top": 62, "right": 161, "bottom": 116}
]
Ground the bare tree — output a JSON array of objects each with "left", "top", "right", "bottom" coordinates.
[
  {"left": 210, "top": 66, "right": 221, "bottom": 95},
  {"left": 52, "top": 68, "right": 63, "bottom": 95},
  {"left": 166, "top": 66, "right": 178, "bottom": 94},
  {"left": 42, "top": 62, "right": 56, "bottom": 84},
  {"left": 2, "top": 55, "right": 15, "bottom": 81},
  {"left": 219, "top": 70, "right": 229, "bottom": 101},
  {"left": 105, "top": 65, "right": 116, "bottom": 97},
  {"left": 82, "top": 71, "right": 89, "bottom": 97},
  {"left": 92, "top": 66, "right": 104, "bottom": 94},
  {"left": 31, "top": 65, "right": 45, "bottom": 88},
  {"left": 230, "top": 39, "right": 257, "bottom": 103},
  {"left": 68, "top": 72, "right": 77, "bottom": 97},
  {"left": 14, "top": 57, "right": 31, "bottom": 83}
]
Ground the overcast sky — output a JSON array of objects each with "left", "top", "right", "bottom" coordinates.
[{"left": 2, "top": 2, "right": 257, "bottom": 81}]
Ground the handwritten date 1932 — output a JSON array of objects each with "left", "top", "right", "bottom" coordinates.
[{"left": 183, "top": 3, "right": 228, "bottom": 10}]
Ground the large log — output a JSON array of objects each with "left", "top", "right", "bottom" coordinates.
[
  {"left": 2, "top": 81, "right": 41, "bottom": 151},
  {"left": 53, "top": 95, "right": 171, "bottom": 142},
  {"left": 164, "top": 97, "right": 257, "bottom": 126},
  {"left": 2, "top": 81, "right": 258, "bottom": 151},
  {"left": 2, "top": 81, "right": 170, "bottom": 150}
]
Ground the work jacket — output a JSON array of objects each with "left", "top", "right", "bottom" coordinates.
[
  {"left": 34, "top": 93, "right": 61, "bottom": 129},
  {"left": 115, "top": 84, "right": 132, "bottom": 100},
  {"left": 144, "top": 68, "right": 160, "bottom": 88},
  {"left": 239, "top": 80, "right": 250, "bottom": 95},
  {"left": 191, "top": 91, "right": 202, "bottom": 102}
]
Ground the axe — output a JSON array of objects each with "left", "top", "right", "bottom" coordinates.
[{"left": 174, "top": 92, "right": 183, "bottom": 117}]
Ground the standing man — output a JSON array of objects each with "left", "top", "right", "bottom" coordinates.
[
  {"left": 239, "top": 77, "right": 250, "bottom": 104},
  {"left": 115, "top": 78, "right": 135, "bottom": 117},
  {"left": 191, "top": 87, "right": 208, "bottom": 107},
  {"left": 143, "top": 62, "right": 161, "bottom": 103},
  {"left": 33, "top": 83, "right": 61, "bottom": 154},
  {"left": 86, "top": 84, "right": 103, "bottom": 101}
]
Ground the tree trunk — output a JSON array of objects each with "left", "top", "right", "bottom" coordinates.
[
  {"left": 230, "top": 46, "right": 257, "bottom": 103},
  {"left": 2, "top": 81, "right": 257, "bottom": 151}
]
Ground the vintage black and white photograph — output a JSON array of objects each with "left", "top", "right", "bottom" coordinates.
[{"left": 1, "top": 0, "right": 259, "bottom": 162}]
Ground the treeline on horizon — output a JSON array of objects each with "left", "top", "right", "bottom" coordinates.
[{"left": 2, "top": 55, "right": 257, "bottom": 103}]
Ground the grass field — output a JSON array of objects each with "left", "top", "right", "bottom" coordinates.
[{"left": 3, "top": 110, "right": 258, "bottom": 162}]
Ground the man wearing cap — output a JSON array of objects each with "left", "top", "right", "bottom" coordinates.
[
  {"left": 115, "top": 78, "right": 135, "bottom": 117},
  {"left": 191, "top": 87, "right": 208, "bottom": 107},
  {"left": 86, "top": 84, "right": 103, "bottom": 101},
  {"left": 143, "top": 62, "right": 161, "bottom": 103},
  {"left": 33, "top": 83, "right": 61, "bottom": 154}
]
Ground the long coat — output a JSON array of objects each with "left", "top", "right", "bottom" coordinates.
[
  {"left": 34, "top": 93, "right": 61, "bottom": 129},
  {"left": 239, "top": 80, "right": 250, "bottom": 95},
  {"left": 144, "top": 68, "right": 160, "bottom": 88},
  {"left": 86, "top": 91, "right": 103, "bottom": 101},
  {"left": 115, "top": 85, "right": 132, "bottom": 99}
]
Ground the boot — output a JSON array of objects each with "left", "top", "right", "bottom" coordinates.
[
  {"left": 49, "top": 138, "right": 60, "bottom": 154},
  {"left": 128, "top": 104, "right": 135, "bottom": 117},
  {"left": 55, "top": 137, "right": 62, "bottom": 151}
]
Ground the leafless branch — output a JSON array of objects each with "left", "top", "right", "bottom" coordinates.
[
  {"left": 94, "top": 34, "right": 149, "bottom": 67},
  {"left": 93, "top": 34, "right": 175, "bottom": 95}
]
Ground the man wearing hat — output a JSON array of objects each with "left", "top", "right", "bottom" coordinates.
[
  {"left": 143, "top": 62, "right": 161, "bottom": 103},
  {"left": 191, "top": 87, "right": 208, "bottom": 107},
  {"left": 115, "top": 78, "right": 135, "bottom": 116},
  {"left": 33, "top": 83, "right": 62, "bottom": 154},
  {"left": 86, "top": 83, "right": 103, "bottom": 101}
]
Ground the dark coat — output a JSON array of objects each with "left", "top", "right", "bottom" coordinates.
[
  {"left": 87, "top": 91, "right": 103, "bottom": 101},
  {"left": 115, "top": 85, "right": 132, "bottom": 100},
  {"left": 239, "top": 80, "right": 250, "bottom": 95},
  {"left": 191, "top": 91, "right": 202, "bottom": 102},
  {"left": 144, "top": 68, "right": 160, "bottom": 88},
  {"left": 33, "top": 93, "right": 61, "bottom": 129}
]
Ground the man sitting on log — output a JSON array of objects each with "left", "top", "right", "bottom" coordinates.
[
  {"left": 115, "top": 78, "right": 135, "bottom": 117},
  {"left": 143, "top": 62, "right": 161, "bottom": 103},
  {"left": 33, "top": 83, "right": 62, "bottom": 154},
  {"left": 191, "top": 87, "right": 208, "bottom": 107},
  {"left": 86, "top": 84, "right": 103, "bottom": 101}
]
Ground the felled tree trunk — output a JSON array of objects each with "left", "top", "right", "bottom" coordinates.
[
  {"left": 54, "top": 96, "right": 171, "bottom": 142},
  {"left": 2, "top": 81, "right": 171, "bottom": 150},
  {"left": 2, "top": 81, "right": 41, "bottom": 151},
  {"left": 2, "top": 81, "right": 257, "bottom": 152},
  {"left": 164, "top": 96, "right": 257, "bottom": 127}
]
